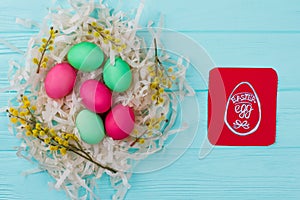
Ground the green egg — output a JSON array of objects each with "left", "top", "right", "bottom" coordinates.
[
  {"left": 67, "top": 42, "right": 104, "bottom": 72},
  {"left": 76, "top": 109, "right": 105, "bottom": 144},
  {"left": 103, "top": 57, "right": 132, "bottom": 92}
]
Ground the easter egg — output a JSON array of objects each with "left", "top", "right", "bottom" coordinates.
[
  {"left": 80, "top": 79, "right": 112, "bottom": 113},
  {"left": 103, "top": 57, "right": 132, "bottom": 92},
  {"left": 76, "top": 109, "right": 105, "bottom": 144},
  {"left": 45, "top": 63, "right": 76, "bottom": 99},
  {"left": 67, "top": 42, "right": 104, "bottom": 72},
  {"left": 224, "top": 82, "right": 261, "bottom": 136},
  {"left": 105, "top": 104, "right": 135, "bottom": 140}
]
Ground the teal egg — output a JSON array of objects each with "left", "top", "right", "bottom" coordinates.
[
  {"left": 76, "top": 109, "right": 105, "bottom": 144},
  {"left": 103, "top": 57, "right": 132, "bottom": 92},
  {"left": 67, "top": 42, "right": 104, "bottom": 72}
]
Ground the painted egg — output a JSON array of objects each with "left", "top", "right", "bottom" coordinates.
[
  {"left": 80, "top": 79, "right": 112, "bottom": 113},
  {"left": 105, "top": 104, "right": 135, "bottom": 140},
  {"left": 45, "top": 63, "right": 76, "bottom": 99},
  {"left": 224, "top": 82, "right": 261, "bottom": 136},
  {"left": 67, "top": 42, "right": 104, "bottom": 72},
  {"left": 76, "top": 109, "right": 105, "bottom": 144},
  {"left": 103, "top": 57, "right": 132, "bottom": 92}
]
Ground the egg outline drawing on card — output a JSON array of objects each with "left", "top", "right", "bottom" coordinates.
[{"left": 224, "top": 81, "right": 262, "bottom": 136}]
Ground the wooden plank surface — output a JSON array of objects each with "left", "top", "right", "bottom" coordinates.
[
  {"left": 1, "top": 0, "right": 300, "bottom": 32},
  {"left": 1, "top": 0, "right": 300, "bottom": 200}
]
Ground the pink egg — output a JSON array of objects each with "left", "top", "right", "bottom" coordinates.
[
  {"left": 80, "top": 79, "right": 112, "bottom": 113},
  {"left": 105, "top": 104, "right": 135, "bottom": 140},
  {"left": 45, "top": 63, "right": 76, "bottom": 99}
]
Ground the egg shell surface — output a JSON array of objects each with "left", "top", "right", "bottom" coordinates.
[
  {"left": 80, "top": 79, "right": 112, "bottom": 113},
  {"left": 103, "top": 57, "right": 132, "bottom": 92},
  {"left": 67, "top": 42, "right": 104, "bottom": 72},
  {"left": 76, "top": 109, "right": 105, "bottom": 144},
  {"left": 44, "top": 62, "right": 76, "bottom": 99},
  {"left": 105, "top": 104, "right": 135, "bottom": 140}
]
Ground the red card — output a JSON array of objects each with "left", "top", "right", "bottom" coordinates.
[{"left": 208, "top": 68, "right": 278, "bottom": 146}]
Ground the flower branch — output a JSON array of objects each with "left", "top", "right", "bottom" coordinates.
[
  {"left": 33, "top": 27, "right": 57, "bottom": 73},
  {"left": 88, "top": 22, "right": 127, "bottom": 52},
  {"left": 7, "top": 95, "right": 117, "bottom": 174}
]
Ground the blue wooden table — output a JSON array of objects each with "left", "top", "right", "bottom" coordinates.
[{"left": 1, "top": 0, "right": 300, "bottom": 199}]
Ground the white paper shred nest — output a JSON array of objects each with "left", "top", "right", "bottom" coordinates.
[{"left": 4, "top": 0, "right": 195, "bottom": 199}]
